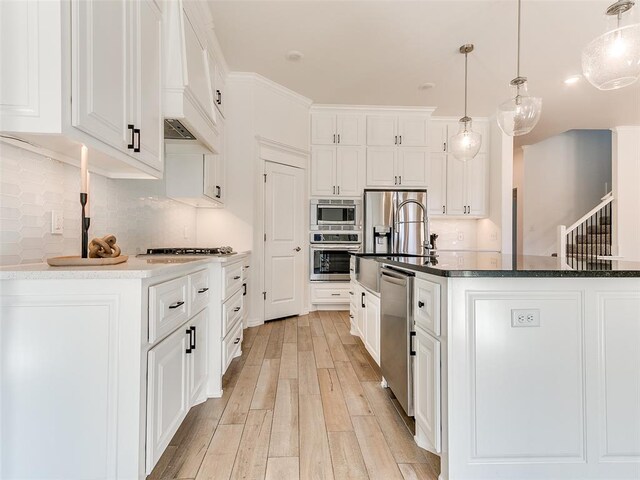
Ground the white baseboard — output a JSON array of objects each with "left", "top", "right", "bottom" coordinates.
[
  {"left": 311, "top": 304, "right": 350, "bottom": 311},
  {"left": 245, "top": 316, "right": 263, "bottom": 328}
]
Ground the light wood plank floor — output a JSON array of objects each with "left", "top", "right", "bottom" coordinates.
[{"left": 148, "top": 311, "right": 440, "bottom": 480}]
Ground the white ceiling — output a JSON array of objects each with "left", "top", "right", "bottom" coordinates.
[{"left": 207, "top": 0, "right": 640, "bottom": 146}]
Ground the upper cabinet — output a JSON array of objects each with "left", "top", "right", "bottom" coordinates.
[
  {"left": 311, "top": 145, "right": 365, "bottom": 197},
  {"left": 0, "top": 0, "right": 164, "bottom": 178},
  {"left": 311, "top": 113, "right": 365, "bottom": 146},
  {"left": 367, "top": 114, "right": 430, "bottom": 147}
]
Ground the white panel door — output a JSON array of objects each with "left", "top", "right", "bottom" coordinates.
[
  {"left": 264, "top": 161, "right": 305, "bottom": 320},
  {"left": 147, "top": 326, "right": 189, "bottom": 473},
  {"left": 311, "top": 146, "right": 336, "bottom": 196},
  {"left": 134, "top": 0, "right": 163, "bottom": 170},
  {"left": 367, "top": 115, "right": 397, "bottom": 146},
  {"left": 467, "top": 153, "right": 488, "bottom": 216},
  {"left": 336, "top": 146, "right": 365, "bottom": 197},
  {"left": 398, "top": 115, "right": 429, "bottom": 147},
  {"left": 397, "top": 147, "right": 429, "bottom": 187},
  {"left": 337, "top": 114, "right": 365, "bottom": 145},
  {"left": 188, "top": 309, "right": 208, "bottom": 405},
  {"left": 364, "top": 292, "right": 381, "bottom": 365},
  {"left": 414, "top": 328, "right": 441, "bottom": 454},
  {"left": 426, "top": 153, "right": 447, "bottom": 216},
  {"left": 311, "top": 113, "right": 337, "bottom": 145},
  {"left": 366, "top": 147, "right": 396, "bottom": 187},
  {"left": 446, "top": 155, "right": 466, "bottom": 216},
  {"left": 72, "top": 0, "right": 128, "bottom": 151}
]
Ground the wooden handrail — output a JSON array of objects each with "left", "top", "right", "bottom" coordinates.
[{"left": 566, "top": 195, "right": 613, "bottom": 234}]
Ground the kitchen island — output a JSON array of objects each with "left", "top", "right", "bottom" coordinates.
[{"left": 354, "top": 252, "right": 640, "bottom": 480}]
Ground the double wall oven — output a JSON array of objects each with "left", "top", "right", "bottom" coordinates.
[{"left": 310, "top": 199, "right": 362, "bottom": 281}]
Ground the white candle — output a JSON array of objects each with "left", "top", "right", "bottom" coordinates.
[
  {"left": 86, "top": 172, "right": 91, "bottom": 217},
  {"left": 80, "top": 145, "right": 88, "bottom": 194}
]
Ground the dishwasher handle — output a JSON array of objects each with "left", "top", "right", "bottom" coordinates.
[{"left": 380, "top": 266, "right": 413, "bottom": 286}]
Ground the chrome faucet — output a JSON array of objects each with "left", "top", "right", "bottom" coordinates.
[{"left": 394, "top": 199, "right": 433, "bottom": 256}]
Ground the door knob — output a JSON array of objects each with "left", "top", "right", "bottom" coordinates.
[{"left": 294, "top": 246, "right": 301, "bottom": 252}]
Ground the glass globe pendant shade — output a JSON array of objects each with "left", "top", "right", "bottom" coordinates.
[
  {"left": 582, "top": 23, "right": 640, "bottom": 90},
  {"left": 449, "top": 118, "right": 482, "bottom": 161},
  {"left": 496, "top": 78, "right": 542, "bottom": 137}
]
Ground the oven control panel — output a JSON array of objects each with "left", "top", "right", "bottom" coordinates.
[{"left": 310, "top": 232, "right": 361, "bottom": 244}]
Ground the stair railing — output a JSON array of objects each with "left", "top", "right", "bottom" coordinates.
[{"left": 557, "top": 193, "right": 614, "bottom": 269}]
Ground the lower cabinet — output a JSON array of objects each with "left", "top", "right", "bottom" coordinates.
[
  {"left": 363, "top": 291, "right": 381, "bottom": 364},
  {"left": 414, "top": 327, "right": 441, "bottom": 454},
  {"left": 147, "top": 308, "right": 208, "bottom": 473}
]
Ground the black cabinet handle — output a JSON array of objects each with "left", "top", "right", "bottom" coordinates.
[
  {"left": 394, "top": 135, "right": 398, "bottom": 145},
  {"left": 234, "top": 337, "right": 240, "bottom": 344},
  {"left": 186, "top": 328, "right": 192, "bottom": 354},
  {"left": 197, "top": 287, "right": 209, "bottom": 294},
  {"left": 233, "top": 275, "right": 241, "bottom": 280},
  {"left": 333, "top": 134, "right": 336, "bottom": 144},
  {"left": 361, "top": 292, "right": 366, "bottom": 308},
  {"left": 133, "top": 128, "right": 140, "bottom": 152},
  {"left": 127, "top": 124, "right": 135, "bottom": 149},
  {"left": 399, "top": 135, "right": 402, "bottom": 145},
  {"left": 331, "top": 293, "right": 341, "bottom": 296},
  {"left": 169, "top": 301, "right": 185, "bottom": 309},
  {"left": 190, "top": 325, "right": 196, "bottom": 350},
  {"left": 243, "top": 283, "right": 247, "bottom": 296},
  {"left": 399, "top": 176, "right": 402, "bottom": 185},
  {"left": 418, "top": 301, "right": 424, "bottom": 308},
  {"left": 442, "top": 205, "right": 446, "bottom": 214},
  {"left": 337, "top": 134, "right": 340, "bottom": 144},
  {"left": 234, "top": 306, "right": 241, "bottom": 312},
  {"left": 216, "top": 89, "right": 222, "bottom": 105},
  {"left": 409, "top": 331, "right": 416, "bottom": 356},
  {"left": 216, "top": 186, "right": 221, "bottom": 199}
]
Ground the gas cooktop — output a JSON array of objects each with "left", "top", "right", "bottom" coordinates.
[{"left": 144, "top": 247, "right": 235, "bottom": 256}]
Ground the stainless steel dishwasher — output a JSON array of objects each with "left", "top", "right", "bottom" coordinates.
[{"left": 380, "top": 265, "right": 415, "bottom": 417}]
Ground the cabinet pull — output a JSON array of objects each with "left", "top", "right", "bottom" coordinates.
[
  {"left": 233, "top": 275, "right": 241, "bottom": 280},
  {"left": 409, "top": 331, "right": 416, "bottom": 356},
  {"left": 127, "top": 124, "right": 135, "bottom": 149},
  {"left": 337, "top": 134, "right": 340, "bottom": 144},
  {"left": 349, "top": 291, "right": 354, "bottom": 295},
  {"left": 186, "top": 328, "right": 192, "bottom": 354},
  {"left": 399, "top": 135, "right": 402, "bottom": 145},
  {"left": 337, "top": 185, "right": 340, "bottom": 195},
  {"left": 331, "top": 293, "right": 341, "bottom": 296},
  {"left": 442, "top": 205, "right": 446, "bottom": 214},
  {"left": 333, "top": 134, "right": 336, "bottom": 144},
  {"left": 418, "top": 301, "right": 425, "bottom": 308},
  {"left": 169, "top": 301, "right": 185, "bottom": 309},
  {"left": 133, "top": 128, "right": 141, "bottom": 153},
  {"left": 234, "top": 306, "right": 241, "bottom": 312},
  {"left": 333, "top": 185, "right": 336, "bottom": 195},
  {"left": 394, "top": 176, "right": 397, "bottom": 185},
  {"left": 349, "top": 314, "right": 354, "bottom": 319},
  {"left": 443, "top": 141, "right": 447, "bottom": 152},
  {"left": 243, "top": 283, "right": 247, "bottom": 296},
  {"left": 361, "top": 292, "right": 366, "bottom": 308},
  {"left": 234, "top": 337, "right": 241, "bottom": 344},
  {"left": 398, "top": 175, "right": 402, "bottom": 185},
  {"left": 197, "top": 287, "right": 209, "bottom": 294},
  {"left": 190, "top": 325, "right": 196, "bottom": 350},
  {"left": 216, "top": 89, "right": 222, "bottom": 105},
  {"left": 395, "top": 135, "right": 398, "bottom": 145},
  {"left": 216, "top": 186, "right": 221, "bottom": 199}
]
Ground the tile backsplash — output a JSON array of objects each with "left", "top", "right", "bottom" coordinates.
[{"left": 0, "top": 143, "right": 198, "bottom": 266}]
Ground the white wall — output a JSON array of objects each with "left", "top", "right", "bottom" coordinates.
[
  {"left": 522, "top": 130, "right": 612, "bottom": 256},
  {"left": 0, "top": 143, "right": 198, "bottom": 265}
]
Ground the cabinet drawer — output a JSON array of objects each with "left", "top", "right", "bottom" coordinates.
[
  {"left": 188, "top": 269, "right": 209, "bottom": 317},
  {"left": 222, "top": 262, "right": 243, "bottom": 301},
  {"left": 414, "top": 278, "right": 441, "bottom": 336},
  {"left": 223, "top": 320, "right": 243, "bottom": 373},
  {"left": 222, "top": 288, "right": 243, "bottom": 337},
  {"left": 149, "top": 276, "right": 189, "bottom": 343},
  {"left": 311, "top": 284, "right": 351, "bottom": 303}
]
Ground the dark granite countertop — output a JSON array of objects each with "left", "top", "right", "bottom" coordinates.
[{"left": 353, "top": 252, "right": 640, "bottom": 278}]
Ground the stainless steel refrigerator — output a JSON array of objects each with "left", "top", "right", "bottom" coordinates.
[{"left": 363, "top": 189, "right": 429, "bottom": 255}]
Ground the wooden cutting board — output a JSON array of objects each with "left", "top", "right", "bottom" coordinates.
[{"left": 47, "top": 255, "right": 129, "bottom": 267}]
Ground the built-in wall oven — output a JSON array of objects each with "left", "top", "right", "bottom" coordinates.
[
  {"left": 310, "top": 199, "right": 362, "bottom": 230},
  {"left": 310, "top": 232, "right": 361, "bottom": 281}
]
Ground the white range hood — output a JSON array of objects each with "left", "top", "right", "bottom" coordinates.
[{"left": 163, "top": 0, "right": 220, "bottom": 154}]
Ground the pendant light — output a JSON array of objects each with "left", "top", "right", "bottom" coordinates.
[
  {"left": 496, "top": 0, "right": 542, "bottom": 137},
  {"left": 582, "top": 0, "right": 640, "bottom": 90},
  {"left": 449, "top": 44, "right": 482, "bottom": 161}
]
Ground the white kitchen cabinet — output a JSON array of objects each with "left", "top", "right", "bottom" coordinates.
[
  {"left": 414, "top": 327, "right": 441, "bottom": 454},
  {"left": 426, "top": 153, "right": 447, "bottom": 216},
  {"left": 188, "top": 309, "right": 209, "bottom": 404},
  {"left": 366, "top": 146, "right": 430, "bottom": 188},
  {"left": 363, "top": 290, "right": 381, "bottom": 365},
  {"left": 311, "top": 113, "right": 365, "bottom": 146},
  {"left": 446, "top": 153, "right": 488, "bottom": 216},
  {"left": 147, "top": 324, "right": 190, "bottom": 472},
  {"left": 367, "top": 114, "right": 429, "bottom": 147},
  {"left": 310, "top": 145, "right": 365, "bottom": 197},
  {"left": 0, "top": 0, "right": 164, "bottom": 178}
]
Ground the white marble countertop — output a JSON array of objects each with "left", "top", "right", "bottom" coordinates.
[{"left": 0, "top": 252, "right": 250, "bottom": 280}]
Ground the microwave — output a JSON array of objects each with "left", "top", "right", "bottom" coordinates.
[{"left": 310, "top": 199, "right": 362, "bottom": 230}]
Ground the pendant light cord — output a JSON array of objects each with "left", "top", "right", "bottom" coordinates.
[
  {"left": 516, "top": 0, "right": 521, "bottom": 78},
  {"left": 464, "top": 51, "right": 468, "bottom": 117}
]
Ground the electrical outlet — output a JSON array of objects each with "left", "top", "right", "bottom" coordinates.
[
  {"left": 511, "top": 309, "right": 540, "bottom": 327},
  {"left": 51, "top": 210, "right": 63, "bottom": 235}
]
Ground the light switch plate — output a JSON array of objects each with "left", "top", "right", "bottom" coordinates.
[
  {"left": 511, "top": 309, "right": 540, "bottom": 327},
  {"left": 51, "top": 210, "right": 63, "bottom": 235}
]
